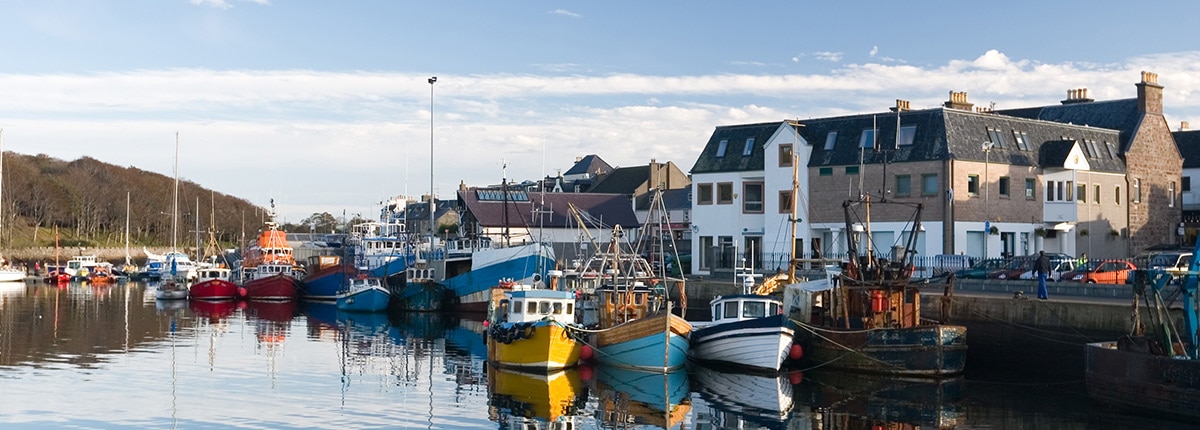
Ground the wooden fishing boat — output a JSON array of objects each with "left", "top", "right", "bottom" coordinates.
[
  {"left": 786, "top": 197, "right": 966, "bottom": 376},
  {"left": 1085, "top": 268, "right": 1200, "bottom": 421},
  {"left": 689, "top": 255, "right": 797, "bottom": 372},
  {"left": 486, "top": 287, "right": 583, "bottom": 370}
]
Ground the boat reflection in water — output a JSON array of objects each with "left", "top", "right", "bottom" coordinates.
[
  {"left": 189, "top": 299, "right": 237, "bottom": 322},
  {"left": 594, "top": 365, "right": 691, "bottom": 429},
  {"left": 0, "top": 281, "right": 25, "bottom": 301},
  {"left": 795, "top": 369, "right": 966, "bottom": 429},
  {"left": 690, "top": 364, "right": 796, "bottom": 429},
  {"left": 487, "top": 366, "right": 589, "bottom": 429}
]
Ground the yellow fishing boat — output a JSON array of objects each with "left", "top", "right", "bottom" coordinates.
[{"left": 486, "top": 287, "right": 583, "bottom": 370}]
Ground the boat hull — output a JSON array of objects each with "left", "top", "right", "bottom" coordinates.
[
  {"left": 487, "top": 366, "right": 585, "bottom": 423},
  {"left": 240, "top": 274, "right": 298, "bottom": 301},
  {"left": 300, "top": 264, "right": 350, "bottom": 300},
  {"left": 390, "top": 280, "right": 444, "bottom": 312},
  {"left": 796, "top": 323, "right": 967, "bottom": 376},
  {"left": 488, "top": 320, "right": 582, "bottom": 370},
  {"left": 445, "top": 243, "right": 555, "bottom": 313},
  {"left": 336, "top": 285, "right": 390, "bottom": 312},
  {"left": 0, "top": 270, "right": 25, "bottom": 283},
  {"left": 593, "top": 313, "right": 691, "bottom": 371},
  {"left": 1085, "top": 339, "right": 1200, "bottom": 420},
  {"left": 190, "top": 279, "right": 239, "bottom": 301},
  {"left": 689, "top": 314, "right": 795, "bottom": 372}
]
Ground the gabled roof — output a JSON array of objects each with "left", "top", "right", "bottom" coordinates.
[
  {"left": 1173, "top": 130, "right": 1200, "bottom": 168},
  {"left": 458, "top": 189, "right": 639, "bottom": 229},
  {"left": 404, "top": 199, "right": 458, "bottom": 220},
  {"left": 1038, "top": 140, "right": 1076, "bottom": 167},
  {"left": 563, "top": 154, "right": 612, "bottom": 177},
  {"left": 690, "top": 122, "right": 780, "bottom": 174},
  {"left": 589, "top": 165, "right": 649, "bottom": 194},
  {"left": 800, "top": 107, "right": 1125, "bottom": 173},
  {"left": 997, "top": 99, "right": 1141, "bottom": 152}
]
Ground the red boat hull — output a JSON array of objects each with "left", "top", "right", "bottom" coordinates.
[
  {"left": 190, "top": 279, "right": 239, "bottom": 301},
  {"left": 240, "top": 274, "right": 298, "bottom": 301}
]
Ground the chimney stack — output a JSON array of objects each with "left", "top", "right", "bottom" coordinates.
[
  {"left": 943, "top": 91, "right": 973, "bottom": 111},
  {"left": 1182, "top": 121, "right": 1191, "bottom": 131},
  {"left": 1061, "top": 88, "right": 1094, "bottom": 104},
  {"left": 1137, "top": 71, "right": 1163, "bottom": 115},
  {"left": 889, "top": 99, "right": 911, "bottom": 112}
]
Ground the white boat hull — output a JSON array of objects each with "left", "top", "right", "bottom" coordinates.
[{"left": 689, "top": 317, "right": 794, "bottom": 372}]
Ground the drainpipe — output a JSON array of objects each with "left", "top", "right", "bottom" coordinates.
[{"left": 944, "top": 156, "right": 955, "bottom": 254}]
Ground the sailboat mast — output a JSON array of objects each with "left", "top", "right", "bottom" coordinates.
[
  {"left": 0, "top": 129, "right": 5, "bottom": 248},
  {"left": 125, "top": 191, "right": 131, "bottom": 266},
  {"left": 172, "top": 132, "right": 179, "bottom": 252}
]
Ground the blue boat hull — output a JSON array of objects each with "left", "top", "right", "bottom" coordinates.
[
  {"left": 301, "top": 269, "right": 347, "bottom": 300},
  {"left": 444, "top": 252, "right": 556, "bottom": 312},
  {"left": 593, "top": 314, "right": 691, "bottom": 371},
  {"left": 336, "top": 287, "right": 390, "bottom": 312}
]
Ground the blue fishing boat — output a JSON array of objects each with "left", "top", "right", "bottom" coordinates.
[
  {"left": 336, "top": 277, "right": 390, "bottom": 312},
  {"left": 300, "top": 255, "right": 351, "bottom": 300},
  {"left": 392, "top": 261, "right": 443, "bottom": 311}
]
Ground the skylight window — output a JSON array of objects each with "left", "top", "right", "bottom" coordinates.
[
  {"left": 899, "top": 126, "right": 916, "bottom": 146},
  {"left": 1104, "top": 141, "right": 1118, "bottom": 159},
  {"left": 743, "top": 137, "right": 755, "bottom": 156},
  {"left": 986, "top": 128, "right": 1006, "bottom": 148},
  {"left": 716, "top": 139, "right": 728, "bottom": 157},
  {"left": 824, "top": 131, "right": 837, "bottom": 150},
  {"left": 859, "top": 129, "right": 875, "bottom": 149},
  {"left": 1012, "top": 130, "right": 1031, "bottom": 151}
]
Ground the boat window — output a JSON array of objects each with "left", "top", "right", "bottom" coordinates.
[
  {"left": 538, "top": 301, "right": 551, "bottom": 314},
  {"left": 552, "top": 302, "right": 563, "bottom": 314},
  {"left": 527, "top": 301, "right": 537, "bottom": 314},
  {"left": 635, "top": 293, "right": 645, "bottom": 305},
  {"left": 607, "top": 293, "right": 617, "bottom": 305},
  {"left": 512, "top": 301, "right": 522, "bottom": 314},
  {"left": 771, "top": 303, "right": 781, "bottom": 315},
  {"left": 743, "top": 301, "right": 766, "bottom": 318},
  {"left": 565, "top": 303, "right": 573, "bottom": 315},
  {"left": 723, "top": 302, "right": 739, "bottom": 318}
]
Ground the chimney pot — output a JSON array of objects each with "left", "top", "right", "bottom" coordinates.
[
  {"left": 943, "top": 91, "right": 973, "bottom": 111},
  {"left": 1183, "top": 121, "right": 1191, "bottom": 131}
]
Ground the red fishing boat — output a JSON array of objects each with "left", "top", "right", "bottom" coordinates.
[
  {"left": 237, "top": 209, "right": 301, "bottom": 301},
  {"left": 190, "top": 266, "right": 238, "bottom": 300}
]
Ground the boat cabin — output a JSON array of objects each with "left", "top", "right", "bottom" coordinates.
[
  {"left": 595, "top": 282, "right": 664, "bottom": 327},
  {"left": 493, "top": 287, "right": 576, "bottom": 325},
  {"left": 197, "top": 267, "right": 232, "bottom": 282},
  {"left": 709, "top": 294, "right": 783, "bottom": 323}
]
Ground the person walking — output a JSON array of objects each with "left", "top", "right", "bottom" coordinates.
[{"left": 1034, "top": 250, "right": 1052, "bottom": 300}]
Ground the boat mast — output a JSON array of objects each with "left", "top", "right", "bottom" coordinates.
[
  {"left": 172, "top": 132, "right": 179, "bottom": 254},
  {"left": 125, "top": 191, "right": 131, "bottom": 266}
]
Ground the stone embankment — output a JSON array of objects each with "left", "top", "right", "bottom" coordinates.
[{"left": 1, "top": 247, "right": 176, "bottom": 264}]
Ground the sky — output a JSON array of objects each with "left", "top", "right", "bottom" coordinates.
[{"left": 3, "top": 0, "right": 1200, "bottom": 223}]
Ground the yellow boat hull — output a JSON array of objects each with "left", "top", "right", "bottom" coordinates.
[
  {"left": 488, "top": 321, "right": 582, "bottom": 370},
  {"left": 488, "top": 366, "right": 585, "bottom": 421}
]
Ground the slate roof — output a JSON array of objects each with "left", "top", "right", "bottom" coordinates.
[
  {"left": 690, "top": 122, "right": 780, "bottom": 174},
  {"left": 800, "top": 107, "right": 1125, "bottom": 173},
  {"left": 458, "top": 189, "right": 639, "bottom": 229},
  {"left": 1038, "top": 140, "right": 1076, "bottom": 167},
  {"left": 633, "top": 188, "right": 691, "bottom": 211},
  {"left": 404, "top": 199, "right": 458, "bottom": 220},
  {"left": 589, "top": 165, "right": 650, "bottom": 194},
  {"left": 563, "top": 154, "right": 613, "bottom": 177},
  {"left": 997, "top": 99, "right": 1141, "bottom": 152},
  {"left": 1173, "top": 130, "right": 1200, "bottom": 168}
]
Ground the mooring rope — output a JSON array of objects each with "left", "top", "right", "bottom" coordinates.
[{"left": 789, "top": 319, "right": 903, "bottom": 370}]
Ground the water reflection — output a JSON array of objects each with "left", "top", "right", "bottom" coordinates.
[
  {"left": 487, "top": 366, "right": 589, "bottom": 429},
  {"left": 594, "top": 366, "right": 691, "bottom": 429},
  {"left": 795, "top": 369, "right": 965, "bottom": 429},
  {"left": 690, "top": 364, "right": 796, "bottom": 429}
]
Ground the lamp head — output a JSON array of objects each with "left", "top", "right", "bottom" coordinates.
[{"left": 428, "top": 77, "right": 437, "bottom": 84}]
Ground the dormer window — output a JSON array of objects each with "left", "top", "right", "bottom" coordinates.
[
  {"left": 743, "top": 137, "right": 755, "bottom": 156},
  {"left": 716, "top": 139, "right": 728, "bottom": 157}
]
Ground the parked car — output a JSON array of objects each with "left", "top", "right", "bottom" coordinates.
[
  {"left": 954, "top": 258, "right": 1008, "bottom": 279},
  {"left": 989, "top": 257, "right": 1033, "bottom": 280},
  {"left": 1016, "top": 258, "right": 1076, "bottom": 282},
  {"left": 1062, "top": 260, "right": 1137, "bottom": 284}
]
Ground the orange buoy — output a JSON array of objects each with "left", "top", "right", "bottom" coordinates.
[
  {"left": 788, "top": 370, "right": 803, "bottom": 385},
  {"left": 578, "top": 363, "right": 593, "bottom": 381},
  {"left": 580, "top": 345, "right": 594, "bottom": 361},
  {"left": 788, "top": 344, "right": 803, "bottom": 360}
]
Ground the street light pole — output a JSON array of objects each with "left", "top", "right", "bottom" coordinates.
[
  {"left": 429, "top": 76, "right": 437, "bottom": 244},
  {"left": 982, "top": 142, "right": 994, "bottom": 259}
]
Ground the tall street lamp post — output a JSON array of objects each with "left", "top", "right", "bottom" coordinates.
[{"left": 982, "top": 141, "right": 994, "bottom": 259}]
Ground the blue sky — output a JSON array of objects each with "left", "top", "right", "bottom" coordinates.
[{"left": 2, "top": 0, "right": 1200, "bottom": 222}]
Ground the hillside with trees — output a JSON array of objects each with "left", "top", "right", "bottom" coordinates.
[{"left": 1, "top": 152, "right": 266, "bottom": 249}]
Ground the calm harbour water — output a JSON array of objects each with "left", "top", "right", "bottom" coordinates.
[{"left": 0, "top": 281, "right": 1195, "bottom": 429}]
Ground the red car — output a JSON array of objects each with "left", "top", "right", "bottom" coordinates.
[{"left": 1061, "top": 260, "right": 1137, "bottom": 284}]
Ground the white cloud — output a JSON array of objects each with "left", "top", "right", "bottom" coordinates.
[
  {"left": 189, "top": 0, "right": 270, "bottom": 9},
  {"left": 7, "top": 51, "right": 1200, "bottom": 220},
  {"left": 869, "top": 46, "right": 878, "bottom": 57},
  {"left": 813, "top": 51, "right": 844, "bottom": 62},
  {"left": 550, "top": 9, "right": 582, "bottom": 18}
]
